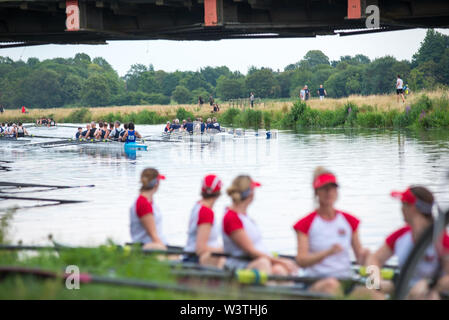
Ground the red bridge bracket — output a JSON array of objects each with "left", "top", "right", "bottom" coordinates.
[
  {"left": 204, "top": 0, "right": 218, "bottom": 26},
  {"left": 347, "top": 0, "right": 362, "bottom": 19}
]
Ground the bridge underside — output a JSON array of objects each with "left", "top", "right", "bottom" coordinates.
[{"left": 0, "top": 0, "right": 448, "bottom": 47}]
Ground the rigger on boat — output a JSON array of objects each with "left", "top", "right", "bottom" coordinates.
[{"left": 129, "top": 166, "right": 449, "bottom": 300}]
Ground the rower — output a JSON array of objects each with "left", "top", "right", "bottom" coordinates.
[
  {"left": 170, "top": 119, "right": 181, "bottom": 133},
  {"left": 85, "top": 121, "right": 97, "bottom": 139},
  {"left": 130, "top": 168, "right": 167, "bottom": 250},
  {"left": 120, "top": 123, "right": 129, "bottom": 140},
  {"left": 365, "top": 186, "right": 449, "bottom": 299},
  {"left": 184, "top": 174, "right": 226, "bottom": 268},
  {"left": 81, "top": 124, "right": 90, "bottom": 139},
  {"left": 122, "top": 122, "right": 142, "bottom": 143},
  {"left": 95, "top": 122, "right": 107, "bottom": 140},
  {"left": 7, "top": 123, "right": 16, "bottom": 137},
  {"left": 212, "top": 118, "right": 221, "bottom": 132},
  {"left": 0, "top": 123, "right": 5, "bottom": 135},
  {"left": 293, "top": 167, "right": 369, "bottom": 296},
  {"left": 222, "top": 175, "right": 298, "bottom": 275},
  {"left": 75, "top": 127, "right": 83, "bottom": 139},
  {"left": 108, "top": 121, "right": 122, "bottom": 140},
  {"left": 50, "top": 119, "right": 56, "bottom": 126},
  {"left": 16, "top": 122, "right": 28, "bottom": 138},
  {"left": 184, "top": 118, "right": 194, "bottom": 135}
]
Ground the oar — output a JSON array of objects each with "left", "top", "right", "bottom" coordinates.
[
  {"left": 0, "top": 195, "right": 85, "bottom": 204},
  {"left": 28, "top": 134, "right": 72, "bottom": 139},
  {"left": 25, "top": 139, "right": 75, "bottom": 147},
  {"left": 0, "top": 265, "right": 333, "bottom": 299},
  {"left": 0, "top": 182, "right": 95, "bottom": 189}
]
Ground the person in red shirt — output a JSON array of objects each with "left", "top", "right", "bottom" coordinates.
[
  {"left": 366, "top": 186, "right": 449, "bottom": 299},
  {"left": 129, "top": 168, "right": 167, "bottom": 250},
  {"left": 293, "top": 167, "right": 369, "bottom": 296},
  {"left": 222, "top": 175, "right": 298, "bottom": 275},
  {"left": 184, "top": 174, "right": 226, "bottom": 268},
  {"left": 21, "top": 106, "right": 26, "bottom": 114}
]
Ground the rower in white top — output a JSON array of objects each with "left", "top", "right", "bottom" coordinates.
[{"left": 184, "top": 174, "right": 226, "bottom": 268}]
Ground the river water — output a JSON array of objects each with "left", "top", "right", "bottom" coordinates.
[{"left": 1, "top": 125, "right": 448, "bottom": 258}]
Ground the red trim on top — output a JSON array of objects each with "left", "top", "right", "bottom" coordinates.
[
  {"left": 293, "top": 211, "right": 317, "bottom": 235},
  {"left": 385, "top": 225, "right": 412, "bottom": 251},
  {"left": 223, "top": 209, "right": 243, "bottom": 235},
  {"left": 340, "top": 211, "right": 360, "bottom": 232},
  {"left": 442, "top": 233, "right": 449, "bottom": 252},
  {"left": 197, "top": 205, "right": 214, "bottom": 225},
  {"left": 135, "top": 195, "right": 153, "bottom": 218}
]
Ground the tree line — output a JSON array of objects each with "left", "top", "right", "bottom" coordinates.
[{"left": 0, "top": 29, "right": 447, "bottom": 109}]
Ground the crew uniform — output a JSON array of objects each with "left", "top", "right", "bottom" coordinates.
[
  {"left": 129, "top": 194, "right": 167, "bottom": 245},
  {"left": 385, "top": 226, "right": 449, "bottom": 287},
  {"left": 126, "top": 130, "right": 136, "bottom": 143},
  {"left": 16, "top": 126, "right": 25, "bottom": 138},
  {"left": 222, "top": 208, "right": 269, "bottom": 270},
  {"left": 184, "top": 202, "right": 221, "bottom": 262},
  {"left": 293, "top": 210, "right": 360, "bottom": 279}
]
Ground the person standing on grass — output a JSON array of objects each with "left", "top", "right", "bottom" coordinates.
[
  {"left": 317, "top": 85, "right": 327, "bottom": 101},
  {"left": 304, "top": 85, "right": 310, "bottom": 101},
  {"left": 300, "top": 88, "right": 305, "bottom": 101},
  {"left": 21, "top": 106, "right": 26, "bottom": 114},
  {"left": 250, "top": 92, "right": 255, "bottom": 108},
  {"left": 0, "top": 105, "right": 4, "bottom": 114},
  {"left": 209, "top": 95, "right": 214, "bottom": 107},
  {"left": 396, "top": 75, "right": 405, "bottom": 103}
]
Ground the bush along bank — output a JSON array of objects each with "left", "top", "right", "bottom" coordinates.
[{"left": 218, "top": 94, "right": 449, "bottom": 130}]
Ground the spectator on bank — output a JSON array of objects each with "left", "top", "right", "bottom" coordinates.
[
  {"left": 396, "top": 75, "right": 405, "bottom": 103},
  {"left": 304, "top": 85, "right": 310, "bottom": 101},
  {"left": 0, "top": 105, "right": 4, "bottom": 114},
  {"left": 198, "top": 96, "right": 204, "bottom": 106},
  {"left": 317, "top": 85, "right": 327, "bottom": 101},
  {"left": 209, "top": 95, "right": 214, "bottom": 107},
  {"left": 250, "top": 92, "right": 255, "bottom": 108}
]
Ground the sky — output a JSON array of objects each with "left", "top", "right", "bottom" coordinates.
[{"left": 1, "top": 28, "right": 448, "bottom": 77}]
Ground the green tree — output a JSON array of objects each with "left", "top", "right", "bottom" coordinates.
[
  {"left": 62, "top": 74, "right": 83, "bottom": 104},
  {"left": 172, "top": 85, "right": 192, "bottom": 104},
  {"left": 303, "top": 50, "right": 330, "bottom": 68},
  {"left": 412, "top": 29, "right": 449, "bottom": 67},
  {"left": 81, "top": 74, "right": 111, "bottom": 106},
  {"left": 245, "top": 68, "right": 279, "bottom": 98},
  {"left": 216, "top": 76, "right": 245, "bottom": 100}
]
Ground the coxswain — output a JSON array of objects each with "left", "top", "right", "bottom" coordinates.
[
  {"left": 365, "top": 186, "right": 449, "bottom": 299},
  {"left": 222, "top": 175, "right": 298, "bottom": 275},
  {"left": 16, "top": 123, "right": 28, "bottom": 138},
  {"left": 122, "top": 122, "right": 141, "bottom": 143},
  {"left": 184, "top": 174, "right": 226, "bottom": 268},
  {"left": 164, "top": 121, "right": 171, "bottom": 133},
  {"left": 108, "top": 121, "right": 122, "bottom": 140},
  {"left": 130, "top": 168, "right": 167, "bottom": 250},
  {"left": 293, "top": 167, "right": 369, "bottom": 296},
  {"left": 75, "top": 127, "right": 83, "bottom": 139}
]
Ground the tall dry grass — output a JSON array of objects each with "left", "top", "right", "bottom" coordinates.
[{"left": 0, "top": 89, "right": 446, "bottom": 123}]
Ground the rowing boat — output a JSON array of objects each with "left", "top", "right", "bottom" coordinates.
[
  {"left": 0, "top": 136, "right": 31, "bottom": 143},
  {"left": 162, "top": 129, "right": 278, "bottom": 143},
  {"left": 40, "top": 138, "right": 149, "bottom": 151}
]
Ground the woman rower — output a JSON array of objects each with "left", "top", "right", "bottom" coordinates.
[
  {"left": 130, "top": 168, "right": 167, "bottom": 250},
  {"left": 184, "top": 174, "right": 226, "bottom": 268},
  {"left": 293, "top": 167, "right": 369, "bottom": 295},
  {"left": 95, "top": 122, "right": 108, "bottom": 140},
  {"left": 16, "top": 123, "right": 28, "bottom": 138},
  {"left": 222, "top": 175, "right": 298, "bottom": 275},
  {"left": 365, "top": 186, "right": 449, "bottom": 299},
  {"left": 121, "top": 122, "right": 141, "bottom": 143}
]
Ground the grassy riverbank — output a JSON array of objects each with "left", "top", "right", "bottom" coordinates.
[{"left": 0, "top": 90, "right": 448, "bottom": 129}]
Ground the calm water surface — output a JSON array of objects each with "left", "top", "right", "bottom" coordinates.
[{"left": 1, "top": 125, "right": 448, "bottom": 258}]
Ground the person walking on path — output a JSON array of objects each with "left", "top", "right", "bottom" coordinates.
[
  {"left": 396, "top": 75, "right": 405, "bottom": 103},
  {"left": 250, "top": 92, "right": 255, "bottom": 108},
  {"left": 317, "top": 85, "right": 327, "bottom": 101}
]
